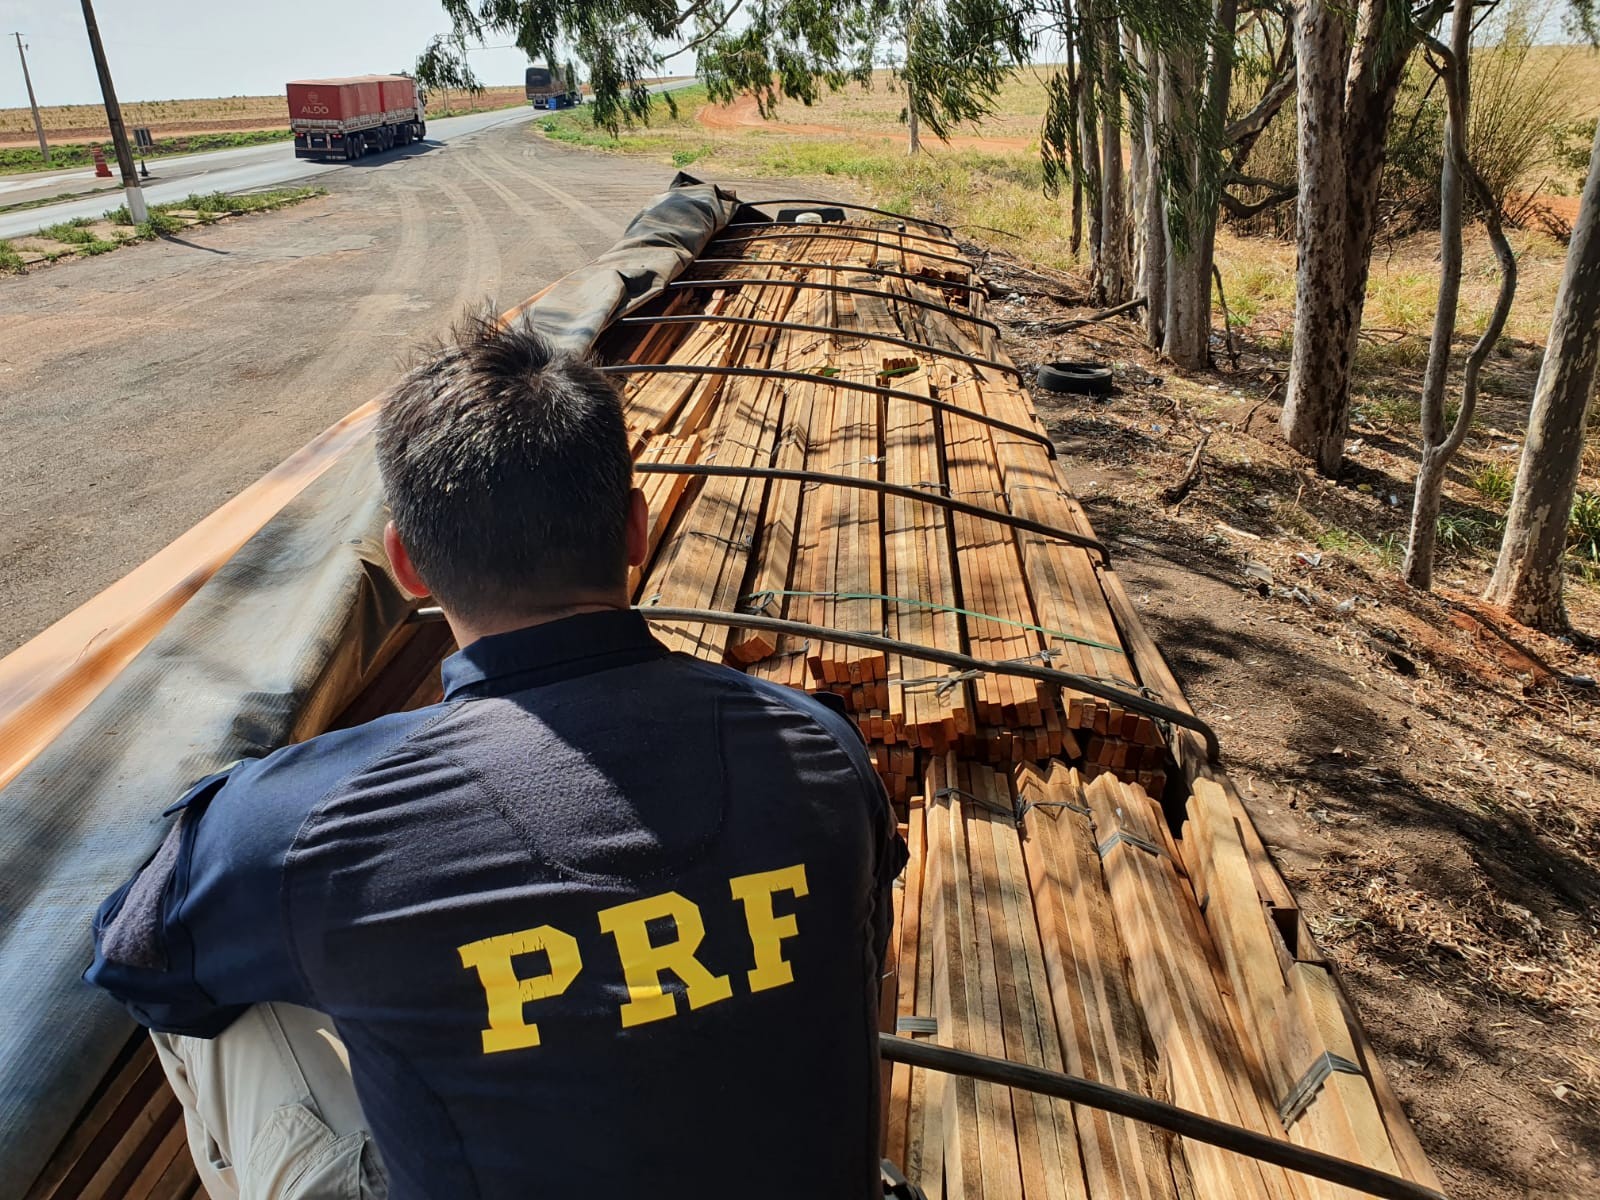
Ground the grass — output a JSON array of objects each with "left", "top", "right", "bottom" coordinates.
[
  {"left": 103, "top": 187, "right": 324, "bottom": 228},
  {"left": 1437, "top": 511, "right": 1503, "bottom": 554},
  {"left": 1572, "top": 491, "right": 1600, "bottom": 566},
  {"left": 1316, "top": 526, "right": 1404, "bottom": 566},
  {"left": 534, "top": 83, "right": 1081, "bottom": 268},
  {"left": 1471, "top": 462, "right": 1516, "bottom": 503},
  {"left": 2, "top": 186, "right": 324, "bottom": 275}
]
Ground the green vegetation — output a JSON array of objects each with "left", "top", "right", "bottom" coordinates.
[
  {"left": 39, "top": 217, "right": 97, "bottom": 244},
  {"left": 0, "top": 130, "right": 292, "bottom": 176},
  {"left": 1316, "top": 527, "right": 1403, "bottom": 567},
  {"left": 2, "top": 186, "right": 324, "bottom": 275},
  {"left": 1436, "top": 512, "right": 1503, "bottom": 555},
  {"left": 1470, "top": 462, "right": 1516, "bottom": 503},
  {"left": 1571, "top": 491, "right": 1600, "bottom": 566},
  {"left": 105, "top": 187, "right": 324, "bottom": 227}
]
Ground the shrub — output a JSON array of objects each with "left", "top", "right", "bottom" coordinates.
[
  {"left": 1571, "top": 491, "right": 1600, "bottom": 565},
  {"left": 0, "top": 239, "right": 23, "bottom": 274},
  {"left": 1470, "top": 462, "right": 1515, "bottom": 503},
  {"left": 1437, "top": 512, "right": 1502, "bottom": 554},
  {"left": 1228, "top": 0, "right": 1582, "bottom": 237}
]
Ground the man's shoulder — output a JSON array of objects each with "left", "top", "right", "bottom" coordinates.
[
  {"left": 657, "top": 654, "right": 876, "bottom": 777},
  {"left": 658, "top": 652, "right": 849, "bottom": 724},
  {"left": 206, "top": 703, "right": 454, "bottom": 828}
]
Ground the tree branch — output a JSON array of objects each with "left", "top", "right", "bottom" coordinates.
[
  {"left": 667, "top": 0, "right": 746, "bottom": 56},
  {"left": 1220, "top": 175, "right": 1297, "bottom": 218},
  {"left": 1224, "top": 38, "right": 1295, "bottom": 149}
]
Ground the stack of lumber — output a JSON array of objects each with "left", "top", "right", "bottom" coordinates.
[
  {"left": 22, "top": 205, "right": 1440, "bottom": 1200},
  {"left": 620, "top": 223, "right": 1171, "bottom": 802},
  {"left": 611, "top": 209, "right": 1441, "bottom": 1197},
  {"left": 22, "top": 1037, "right": 200, "bottom": 1200}
]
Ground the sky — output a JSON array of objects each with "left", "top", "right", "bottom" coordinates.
[
  {"left": 2, "top": 0, "right": 1585, "bottom": 111},
  {"left": 0, "top": 0, "right": 566, "bottom": 108}
]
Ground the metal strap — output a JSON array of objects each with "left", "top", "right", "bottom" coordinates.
[
  {"left": 603, "top": 367, "right": 1053, "bottom": 459},
  {"left": 710, "top": 229, "right": 976, "bottom": 271},
  {"left": 878, "top": 1036, "right": 1448, "bottom": 1200},
  {"left": 744, "top": 589, "right": 1122, "bottom": 653},
  {"left": 691, "top": 258, "right": 985, "bottom": 296},
  {"left": 1097, "top": 828, "right": 1165, "bottom": 859},
  {"left": 634, "top": 463, "right": 1104, "bottom": 560},
  {"left": 896, "top": 1016, "right": 939, "bottom": 1034},
  {"left": 614, "top": 312, "right": 1021, "bottom": 380},
  {"left": 1015, "top": 797, "right": 1095, "bottom": 821},
  {"left": 637, "top": 608, "right": 1219, "bottom": 762},
  {"left": 1279, "top": 1052, "right": 1365, "bottom": 1127},
  {"left": 666, "top": 276, "right": 999, "bottom": 333}
]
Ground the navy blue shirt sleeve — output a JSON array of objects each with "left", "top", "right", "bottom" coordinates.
[{"left": 85, "top": 758, "right": 309, "bottom": 1036}]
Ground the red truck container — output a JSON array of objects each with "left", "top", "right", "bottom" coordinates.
[{"left": 287, "top": 75, "right": 426, "bottom": 161}]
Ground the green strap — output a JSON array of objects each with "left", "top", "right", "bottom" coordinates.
[{"left": 744, "top": 590, "right": 1123, "bottom": 654}]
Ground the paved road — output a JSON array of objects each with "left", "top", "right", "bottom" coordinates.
[
  {"left": 0, "top": 118, "right": 679, "bottom": 656},
  {"left": 0, "top": 81, "right": 701, "bottom": 239},
  {"left": 0, "top": 107, "right": 546, "bottom": 239}
]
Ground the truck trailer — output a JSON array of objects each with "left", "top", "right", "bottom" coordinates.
[
  {"left": 525, "top": 66, "right": 581, "bottom": 109},
  {"left": 287, "top": 75, "right": 426, "bottom": 160}
]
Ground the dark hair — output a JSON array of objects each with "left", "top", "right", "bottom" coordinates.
[{"left": 376, "top": 315, "right": 632, "bottom": 620}]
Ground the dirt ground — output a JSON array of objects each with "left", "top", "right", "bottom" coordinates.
[
  {"left": 0, "top": 122, "right": 675, "bottom": 657},
  {"left": 697, "top": 92, "right": 1036, "bottom": 152},
  {"left": 977, "top": 247, "right": 1600, "bottom": 1198}
]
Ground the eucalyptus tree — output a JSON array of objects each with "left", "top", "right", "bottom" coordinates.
[
  {"left": 1401, "top": 0, "right": 1518, "bottom": 591},
  {"left": 1483, "top": 114, "right": 1600, "bottom": 631},
  {"left": 419, "top": 0, "right": 1025, "bottom": 139}
]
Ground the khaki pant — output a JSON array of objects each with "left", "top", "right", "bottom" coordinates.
[{"left": 152, "top": 1004, "right": 387, "bottom": 1200}]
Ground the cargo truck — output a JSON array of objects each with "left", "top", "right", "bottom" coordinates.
[
  {"left": 287, "top": 75, "right": 426, "bottom": 160},
  {"left": 525, "top": 66, "right": 581, "bottom": 109}
]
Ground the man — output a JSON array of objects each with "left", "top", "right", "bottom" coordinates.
[{"left": 87, "top": 315, "right": 905, "bottom": 1199}]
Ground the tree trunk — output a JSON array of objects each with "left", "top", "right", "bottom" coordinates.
[
  {"left": 907, "top": 95, "right": 921, "bottom": 155},
  {"left": 1335, "top": 0, "right": 1415, "bottom": 415},
  {"left": 1161, "top": 47, "right": 1209, "bottom": 366},
  {"left": 1142, "top": 49, "right": 1168, "bottom": 349},
  {"left": 1077, "top": 0, "right": 1104, "bottom": 298},
  {"left": 1485, "top": 115, "right": 1600, "bottom": 630},
  {"left": 1281, "top": 0, "right": 1354, "bottom": 473},
  {"left": 1283, "top": 0, "right": 1435, "bottom": 476},
  {"left": 1098, "top": 23, "right": 1131, "bottom": 305},
  {"left": 1403, "top": 0, "right": 1469, "bottom": 590},
  {"left": 1066, "top": 41, "right": 1083, "bottom": 256}
]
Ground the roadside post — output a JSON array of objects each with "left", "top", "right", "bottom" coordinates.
[
  {"left": 11, "top": 33, "right": 49, "bottom": 164},
  {"left": 78, "top": 0, "right": 147, "bottom": 224},
  {"left": 133, "top": 126, "right": 152, "bottom": 178}
]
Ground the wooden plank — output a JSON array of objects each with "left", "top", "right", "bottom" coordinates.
[
  {"left": 1016, "top": 764, "right": 1177, "bottom": 1200},
  {"left": 1082, "top": 773, "right": 1280, "bottom": 1198},
  {"left": 885, "top": 796, "right": 927, "bottom": 1171}
]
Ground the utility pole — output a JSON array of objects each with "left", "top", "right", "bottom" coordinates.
[
  {"left": 12, "top": 33, "right": 49, "bottom": 164},
  {"left": 78, "top": 0, "right": 146, "bottom": 223}
]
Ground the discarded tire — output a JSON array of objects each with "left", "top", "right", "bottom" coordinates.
[{"left": 1036, "top": 361, "right": 1114, "bottom": 396}]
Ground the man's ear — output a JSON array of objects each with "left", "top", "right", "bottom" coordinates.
[
  {"left": 384, "top": 521, "right": 431, "bottom": 599},
  {"left": 625, "top": 487, "right": 649, "bottom": 569}
]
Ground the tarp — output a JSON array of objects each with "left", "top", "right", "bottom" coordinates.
[{"left": 0, "top": 174, "right": 742, "bottom": 1197}]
